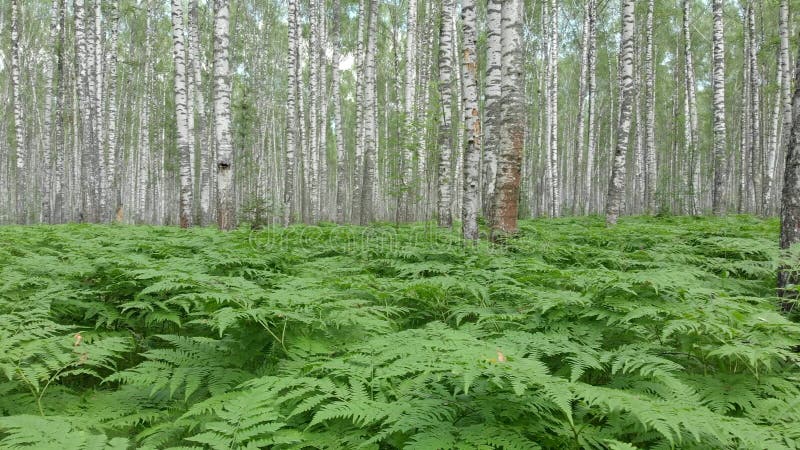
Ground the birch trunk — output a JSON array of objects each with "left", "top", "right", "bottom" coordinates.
[
  {"left": 780, "top": 0, "right": 792, "bottom": 156},
  {"left": 214, "top": 0, "right": 234, "bottom": 230},
  {"left": 400, "top": 0, "right": 417, "bottom": 221},
  {"left": 437, "top": 0, "right": 455, "bottom": 228},
  {"left": 172, "top": 0, "right": 193, "bottom": 227},
  {"left": 285, "top": 0, "right": 298, "bottom": 225},
  {"left": 683, "top": 0, "right": 700, "bottom": 215},
  {"left": 189, "top": 0, "right": 210, "bottom": 223},
  {"left": 461, "top": 0, "right": 481, "bottom": 241},
  {"left": 54, "top": 0, "right": 67, "bottom": 223},
  {"left": 105, "top": 0, "right": 120, "bottom": 220},
  {"left": 583, "top": 0, "right": 597, "bottom": 215},
  {"left": 711, "top": 0, "right": 727, "bottom": 214},
  {"left": 748, "top": 4, "right": 761, "bottom": 214},
  {"left": 548, "top": 0, "right": 560, "bottom": 217},
  {"left": 490, "top": 0, "right": 523, "bottom": 238},
  {"left": 351, "top": 0, "right": 367, "bottom": 224},
  {"left": 11, "top": 0, "right": 25, "bottom": 222},
  {"left": 42, "top": 0, "right": 62, "bottom": 223},
  {"left": 332, "top": 0, "right": 347, "bottom": 224},
  {"left": 359, "top": 0, "right": 378, "bottom": 225},
  {"left": 482, "top": 0, "right": 501, "bottom": 220},
  {"left": 573, "top": 0, "right": 590, "bottom": 215},
  {"left": 605, "top": 0, "right": 635, "bottom": 226},
  {"left": 643, "top": 0, "right": 656, "bottom": 213},
  {"left": 137, "top": 1, "right": 153, "bottom": 221}
]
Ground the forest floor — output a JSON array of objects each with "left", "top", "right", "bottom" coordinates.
[{"left": 1, "top": 216, "right": 799, "bottom": 449}]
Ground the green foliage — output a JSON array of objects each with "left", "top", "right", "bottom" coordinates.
[{"left": 1, "top": 216, "right": 799, "bottom": 449}]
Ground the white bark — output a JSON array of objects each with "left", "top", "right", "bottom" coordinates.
[
  {"left": 461, "top": 0, "right": 480, "bottom": 241},
  {"left": 605, "top": 0, "right": 635, "bottom": 226},
  {"left": 214, "top": 0, "right": 234, "bottom": 230},
  {"left": 482, "top": 0, "right": 501, "bottom": 220},
  {"left": 711, "top": 0, "right": 727, "bottom": 214},
  {"left": 548, "top": 0, "right": 560, "bottom": 217},
  {"left": 437, "top": 0, "right": 455, "bottom": 228},
  {"left": 359, "top": 0, "right": 378, "bottom": 225},
  {"left": 400, "top": 0, "right": 417, "bottom": 221},
  {"left": 172, "top": 0, "right": 193, "bottom": 227},
  {"left": 491, "top": 0, "right": 523, "bottom": 237},
  {"left": 285, "top": 0, "right": 298, "bottom": 225},
  {"left": 683, "top": 0, "right": 700, "bottom": 215},
  {"left": 11, "top": 0, "right": 25, "bottom": 221},
  {"left": 644, "top": 0, "right": 657, "bottom": 213}
]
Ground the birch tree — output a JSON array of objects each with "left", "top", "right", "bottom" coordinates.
[
  {"left": 482, "top": 0, "right": 501, "bottom": 219},
  {"left": 284, "top": 0, "right": 298, "bottom": 225},
  {"left": 399, "top": 0, "right": 417, "bottom": 221},
  {"left": 359, "top": 0, "right": 378, "bottom": 225},
  {"left": 11, "top": 0, "right": 25, "bottom": 222},
  {"left": 461, "top": 0, "right": 480, "bottom": 241},
  {"left": 643, "top": 0, "right": 656, "bottom": 213},
  {"left": 332, "top": 0, "right": 347, "bottom": 224},
  {"left": 214, "top": 0, "right": 234, "bottom": 230},
  {"left": 583, "top": 0, "right": 597, "bottom": 215},
  {"left": 548, "top": 0, "right": 560, "bottom": 217},
  {"left": 605, "top": 0, "right": 635, "bottom": 226},
  {"left": 172, "top": 0, "right": 193, "bottom": 227},
  {"left": 711, "top": 0, "right": 727, "bottom": 214},
  {"left": 683, "top": 0, "right": 700, "bottom": 215},
  {"left": 491, "top": 0, "right": 524, "bottom": 238},
  {"left": 437, "top": 0, "right": 455, "bottom": 228}
]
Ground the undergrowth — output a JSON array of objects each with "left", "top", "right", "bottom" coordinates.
[{"left": 1, "top": 216, "right": 798, "bottom": 449}]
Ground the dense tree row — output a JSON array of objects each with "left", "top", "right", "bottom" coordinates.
[{"left": 1, "top": 0, "right": 798, "bottom": 234}]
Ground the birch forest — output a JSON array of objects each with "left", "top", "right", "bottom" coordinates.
[
  {"left": 1, "top": 0, "right": 798, "bottom": 231},
  {"left": 5, "top": 0, "right": 800, "bottom": 448}
]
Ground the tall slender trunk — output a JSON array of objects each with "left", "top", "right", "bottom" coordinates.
[
  {"left": 54, "top": 0, "right": 67, "bottom": 223},
  {"left": 285, "top": 0, "right": 299, "bottom": 225},
  {"left": 359, "top": 0, "right": 378, "bottom": 225},
  {"left": 748, "top": 4, "right": 761, "bottom": 214},
  {"left": 583, "top": 0, "right": 597, "bottom": 215},
  {"left": 312, "top": 0, "right": 328, "bottom": 220},
  {"left": 765, "top": 68, "right": 781, "bottom": 213},
  {"left": 332, "top": 0, "right": 347, "bottom": 224},
  {"left": 214, "top": 0, "right": 234, "bottom": 230},
  {"left": 482, "top": 0, "right": 501, "bottom": 220},
  {"left": 94, "top": 0, "right": 105, "bottom": 217},
  {"left": 138, "top": 1, "right": 153, "bottom": 222},
  {"left": 711, "top": 0, "right": 727, "bottom": 214},
  {"left": 490, "top": 0, "right": 524, "bottom": 238},
  {"left": 11, "top": 0, "right": 25, "bottom": 222},
  {"left": 739, "top": 11, "right": 751, "bottom": 213},
  {"left": 172, "top": 0, "right": 193, "bottom": 227},
  {"left": 399, "top": 0, "right": 417, "bottom": 221},
  {"left": 461, "top": 0, "right": 480, "bottom": 241},
  {"left": 308, "top": 0, "right": 320, "bottom": 222},
  {"left": 75, "top": 0, "right": 93, "bottom": 221},
  {"left": 605, "top": 0, "right": 635, "bottom": 226},
  {"left": 683, "top": 0, "right": 700, "bottom": 215},
  {"left": 573, "top": 0, "right": 590, "bottom": 215},
  {"left": 548, "top": 0, "right": 560, "bottom": 217},
  {"left": 189, "top": 0, "right": 210, "bottom": 223},
  {"left": 351, "top": 0, "right": 368, "bottom": 224},
  {"left": 42, "top": 0, "right": 62, "bottom": 223},
  {"left": 437, "top": 0, "right": 455, "bottom": 228},
  {"left": 105, "top": 0, "right": 120, "bottom": 221},
  {"left": 780, "top": 0, "right": 792, "bottom": 158},
  {"left": 643, "top": 0, "right": 656, "bottom": 213}
]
